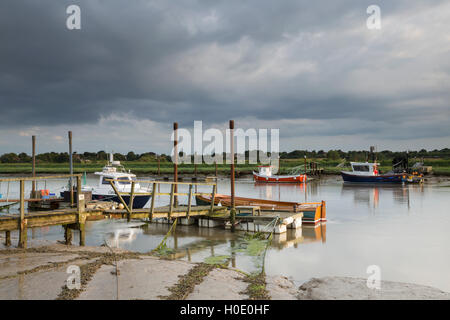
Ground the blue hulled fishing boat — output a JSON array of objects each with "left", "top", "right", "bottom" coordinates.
[{"left": 341, "top": 162, "right": 404, "bottom": 183}]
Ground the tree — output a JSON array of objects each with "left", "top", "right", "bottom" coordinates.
[
  {"left": 126, "top": 151, "right": 138, "bottom": 161},
  {"left": 0, "top": 153, "right": 20, "bottom": 163},
  {"left": 327, "top": 150, "right": 340, "bottom": 160}
]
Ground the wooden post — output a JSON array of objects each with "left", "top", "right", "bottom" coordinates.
[
  {"left": 210, "top": 184, "right": 216, "bottom": 214},
  {"left": 229, "top": 120, "right": 236, "bottom": 232},
  {"left": 64, "top": 225, "right": 72, "bottom": 245},
  {"left": 128, "top": 181, "right": 135, "bottom": 222},
  {"left": 194, "top": 163, "right": 197, "bottom": 180},
  {"left": 173, "top": 122, "right": 178, "bottom": 207},
  {"left": 304, "top": 155, "right": 307, "bottom": 175},
  {"left": 79, "top": 223, "right": 85, "bottom": 246},
  {"left": 5, "top": 231, "right": 11, "bottom": 246},
  {"left": 215, "top": 161, "right": 218, "bottom": 177},
  {"left": 77, "top": 175, "right": 86, "bottom": 246},
  {"left": 168, "top": 183, "right": 175, "bottom": 220},
  {"left": 187, "top": 184, "right": 193, "bottom": 219},
  {"left": 149, "top": 182, "right": 156, "bottom": 222},
  {"left": 32, "top": 135, "right": 36, "bottom": 194},
  {"left": 68, "top": 131, "right": 74, "bottom": 207},
  {"left": 18, "top": 179, "right": 27, "bottom": 248}
]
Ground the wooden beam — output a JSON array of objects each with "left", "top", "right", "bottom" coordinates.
[{"left": 109, "top": 181, "right": 132, "bottom": 217}]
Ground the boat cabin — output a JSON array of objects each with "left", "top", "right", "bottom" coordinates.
[
  {"left": 94, "top": 158, "right": 138, "bottom": 189},
  {"left": 258, "top": 166, "right": 273, "bottom": 177},
  {"left": 349, "top": 162, "right": 379, "bottom": 176}
]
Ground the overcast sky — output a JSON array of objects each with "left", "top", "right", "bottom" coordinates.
[{"left": 0, "top": 0, "right": 449, "bottom": 155}]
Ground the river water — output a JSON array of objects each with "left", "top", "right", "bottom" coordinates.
[{"left": 1, "top": 175, "right": 449, "bottom": 292}]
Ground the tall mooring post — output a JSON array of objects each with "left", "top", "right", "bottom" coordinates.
[
  {"left": 32, "top": 136, "right": 36, "bottom": 194},
  {"left": 18, "top": 179, "right": 27, "bottom": 248},
  {"left": 229, "top": 120, "right": 236, "bottom": 232},
  {"left": 157, "top": 155, "right": 161, "bottom": 176},
  {"left": 304, "top": 155, "right": 307, "bottom": 175},
  {"left": 173, "top": 122, "right": 178, "bottom": 207},
  {"left": 77, "top": 175, "right": 86, "bottom": 246},
  {"left": 68, "top": 131, "right": 74, "bottom": 207}
]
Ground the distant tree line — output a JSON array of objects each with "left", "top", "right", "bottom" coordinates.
[
  {"left": 0, "top": 148, "right": 449, "bottom": 164},
  {"left": 279, "top": 148, "right": 450, "bottom": 161},
  {"left": 0, "top": 151, "right": 171, "bottom": 163}
]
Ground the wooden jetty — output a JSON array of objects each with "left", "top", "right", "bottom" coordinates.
[
  {"left": 0, "top": 174, "right": 322, "bottom": 248},
  {"left": 0, "top": 175, "right": 227, "bottom": 248}
]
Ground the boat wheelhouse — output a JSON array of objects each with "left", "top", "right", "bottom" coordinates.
[
  {"left": 253, "top": 165, "right": 307, "bottom": 183},
  {"left": 341, "top": 162, "right": 404, "bottom": 183}
]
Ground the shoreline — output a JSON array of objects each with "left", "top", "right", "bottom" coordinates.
[
  {"left": 1, "top": 172, "right": 450, "bottom": 180},
  {"left": 0, "top": 242, "right": 448, "bottom": 300}
]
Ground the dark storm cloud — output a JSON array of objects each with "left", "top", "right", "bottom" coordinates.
[{"left": 0, "top": 0, "right": 449, "bottom": 144}]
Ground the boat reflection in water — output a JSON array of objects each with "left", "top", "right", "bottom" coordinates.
[
  {"left": 271, "top": 223, "right": 326, "bottom": 249},
  {"left": 340, "top": 183, "right": 425, "bottom": 209},
  {"left": 105, "top": 226, "right": 143, "bottom": 248}
]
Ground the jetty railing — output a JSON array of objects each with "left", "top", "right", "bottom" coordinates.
[
  {"left": 0, "top": 174, "right": 83, "bottom": 248},
  {"left": 106, "top": 179, "right": 218, "bottom": 222}
]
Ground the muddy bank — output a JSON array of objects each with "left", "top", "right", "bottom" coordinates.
[
  {"left": 297, "top": 277, "right": 450, "bottom": 300},
  {"left": 0, "top": 244, "right": 448, "bottom": 300}
]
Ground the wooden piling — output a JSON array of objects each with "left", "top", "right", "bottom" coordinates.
[
  {"left": 304, "top": 155, "right": 307, "bottom": 175},
  {"left": 173, "top": 122, "right": 178, "bottom": 207},
  {"left": 77, "top": 175, "right": 86, "bottom": 246},
  {"left": 169, "top": 183, "right": 175, "bottom": 219},
  {"left": 210, "top": 184, "right": 216, "bottom": 214},
  {"left": 32, "top": 136, "right": 36, "bottom": 194},
  {"left": 68, "top": 131, "right": 74, "bottom": 207},
  {"left": 79, "top": 223, "right": 85, "bottom": 246},
  {"left": 18, "top": 179, "right": 27, "bottom": 248},
  {"left": 229, "top": 120, "right": 236, "bottom": 232},
  {"left": 5, "top": 231, "right": 11, "bottom": 246},
  {"left": 187, "top": 184, "right": 193, "bottom": 219},
  {"left": 128, "top": 181, "right": 135, "bottom": 222},
  {"left": 64, "top": 225, "right": 72, "bottom": 245},
  {"left": 215, "top": 161, "right": 218, "bottom": 177},
  {"left": 149, "top": 182, "right": 156, "bottom": 222}
]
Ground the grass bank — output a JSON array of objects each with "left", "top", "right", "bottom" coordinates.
[{"left": 1, "top": 159, "right": 449, "bottom": 176}]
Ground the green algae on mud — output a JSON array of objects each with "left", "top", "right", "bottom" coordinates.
[
  {"left": 241, "top": 272, "right": 270, "bottom": 300},
  {"left": 160, "top": 263, "right": 216, "bottom": 300}
]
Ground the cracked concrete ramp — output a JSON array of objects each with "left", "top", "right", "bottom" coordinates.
[
  {"left": 77, "top": 257, "right": 193, "bottom": 300},
  {"left": 187, "top": 268, "right": 249, "bottom": 300}
]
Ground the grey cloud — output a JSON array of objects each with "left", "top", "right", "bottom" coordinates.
[{"left": 0, "top": 0, "right": 449, "bottom": 151}]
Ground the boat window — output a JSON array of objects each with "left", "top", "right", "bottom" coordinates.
[
  {"left": 353, "top": 165, "right": 370, "bottom": 172},
  {"left": 117, "top": 177, "right": 131, "bottom": 185},
  {"left": 102, "top": 177, "right": 112, "bottom": 185}
]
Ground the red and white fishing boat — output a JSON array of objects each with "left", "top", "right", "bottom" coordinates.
[{"left": 253, "top": 165, "right": 307, "bottom": 183}]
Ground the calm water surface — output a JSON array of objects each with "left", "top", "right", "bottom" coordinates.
[{"left": 1, "top": 175, "right": 449, "bottom": 291}]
